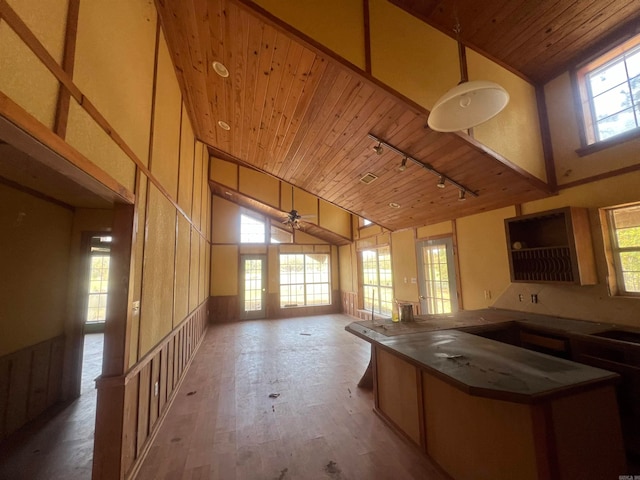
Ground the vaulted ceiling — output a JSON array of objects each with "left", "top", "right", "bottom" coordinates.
[
  {"left": 391, "top": 0, "right": 640, "bottom": 85},
  {"left": 156, "top": 0, "right": 638, "bottom": 234}
]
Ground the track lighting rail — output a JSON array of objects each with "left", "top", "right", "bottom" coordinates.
[{"left": 367, "top": 133, "right": 478, "bottom": 198}]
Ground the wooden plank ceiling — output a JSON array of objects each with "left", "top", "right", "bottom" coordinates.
[
  {"left": 156, "top": 0, "right": 554, "bottom": 233},
  {"left": 390, "top": 0, "right": 640, "bottom": 84}
]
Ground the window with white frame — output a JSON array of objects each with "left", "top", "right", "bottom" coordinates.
[
  {"left": 361, "top": 246, "right": 393, "bottom": 316},
  {"left": 576, "top": 33, "right": 640, "bottom": 145},
  {"left": 604, "top": 203, "right": 640, "bottom": 296},
  {"left": 279, "top": 253, "right": 330, "bottom": 307},
  {"left": 240, "top": 211, "right": 266, "bottom": 243},
  {"left": 270, "top": 225, "right": 293, "bottom": 244}
]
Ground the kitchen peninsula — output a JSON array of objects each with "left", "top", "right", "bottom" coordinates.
[{"left": 346, "top": 309, "right": 629, "bottom": 480}]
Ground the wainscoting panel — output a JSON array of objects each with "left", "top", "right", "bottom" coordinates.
[
  {"left": 210, "top": 295, "right": 239, "bottom": 322},
  {"left": 114, "top": 299, "right": 208, "bottom": 478},
  {"left": 0, "top": 335, "right": 65, "bottom": 441}
]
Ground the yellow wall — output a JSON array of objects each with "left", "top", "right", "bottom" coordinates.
[
  {"left": 369, "top": 0, "right": 458, "bottom": 112},
  {"left": 416, "top": 220, "right": 452, "bottom": 239},
  {"left": 319, "top": 199, "right": 351, "bottom": 239},
  {"left": 239, "top": 167, "right": 280, "bottom": 208},
  {"left": 456, "top": 206, "right": 516, "bottom": 310},
  {"left": 210, "top": 156, "right": 238, "bottom": 189},
  {"left": 468, "top": 50, "right": 546, "bottom": 181},
  {"left": 493, "top": 171, "right": 640, "bottom": 327},
  {"left": 210, "top": 189, "right": 341, "bottom": 307},
  {"left": 0, "top": 183, "right": 73, "bottom": 356},
  {"left": 1, "top": 1, "right": 212, "bottom": 368},
  {"left": 0, "top": 1, "right": 67, "bottom": 129},
  {"left": 252, "top": 0, "right": 365, "bottom": 69},
  {"left": 391, "top": 229, "right": 419, "bottom": 303},
  {"left": 72, "top": 0, "right": 156, "bottom": 164},
  {"left": 545, "top": 73, "right": 640, "bottom": 185}
]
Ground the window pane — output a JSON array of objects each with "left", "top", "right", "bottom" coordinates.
[
  {"left": 588, "top": 60, "right": 627, "bottom": 96},
  {"left": 627, "top": 48, "right": 640, "bottom": 78},
  {"left": 609, "top": 204, "right": 640, "bottom": 295},
  {"left": 240, "top": 214, "right": 265, "bottom": 243},
  {"left": 279, "top": 253, "right": 330, "bottom": 307},
  {"left": 596, "top": 107, "right": 637, "bottom": 141},
  {"left": 616, "top": 226, "right": 640, "bottom": 248},
  {"left": 271, "top": 226, "right": 293, "bottom": 243},
  {"left": 622, "top": 271, "right": 640, "bottom": 293},
  {"left": 580, "top": 34, "right": 640, "bottom": 144},
  {"left": 592, "top": 84, "right": 632, "bottom": 120}
]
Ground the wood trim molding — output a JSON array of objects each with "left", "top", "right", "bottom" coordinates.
[
  {"left": 54, "top": 0, "right": 80, "bottom": 139},
  {"left": 363, "top": 0, "right": 371, "bottom": 74},
  {"left": 0, "top": 0, "right": 82, "bottom": 101},
  {"left": 104, "top": 204, "right": 136, "bottom": 377},
  {"left": 557, "top": 162, "right": 640, "bottom": 190},
  {"left": 0, "top": 174, "right": 74, "bottom": 210},
  {"left": 0, "top": 94, "right": 134, "bottom": 204},
  {"left": 0, "top": 1, "right": 209, "bottom": 241},
  {"left": 535, "top": 85, "right": 557, "bottom": 191},
  {"left": 451, "top": 220, "right": 464, "bottom": 311}
]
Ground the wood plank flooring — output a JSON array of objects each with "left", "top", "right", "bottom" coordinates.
[
  {"left": 135, "top": 314, "right": 447, "bottom": 480},
  {"left": 0, "top": 333, "right": 103, "bottom": 480}
]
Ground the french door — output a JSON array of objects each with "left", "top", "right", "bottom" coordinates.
[
  {"left": 417, "top": 238, "right": 458, "bottom": 314},
  {"left": 240, "top": 254, "right": 267, "bottom": 319}
]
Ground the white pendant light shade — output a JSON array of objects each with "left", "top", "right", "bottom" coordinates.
[{"left": 427, "top": 80, "right": 509, "bottom": 132}]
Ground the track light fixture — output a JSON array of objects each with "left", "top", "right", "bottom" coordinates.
[
  {"left": 458, "top": 189, "right": 466, "bottom": 201},
  {"left": 367, "top": 133, "right": 478, "bottom": 198}
]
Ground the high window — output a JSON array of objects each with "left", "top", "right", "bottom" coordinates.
[
  {"left": 270, "top": 225, "right": 293, "bottom": 243},
  {"left": 603, "top": 203, "right": 640, "bottom": 296},
  {"left": 576, "top": 33, "right": 640, "bottom": 145},
  {"left": 361, "top": 246, "right": 393, "bottom": 316},
  {"left": 240, "top": 211, "right": 266, "bottom": 243},
  {"left": 279, "top": 254, "right": 331, "bottom": 307}
]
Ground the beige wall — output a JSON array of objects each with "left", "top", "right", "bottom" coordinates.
[
  {"left": 210, "top": 194, "right": 340, "bottom": 309},
  {"left": 0, "top": 184, "right": 73, "bottom": 356},
  {"left": 545, "top": 73, "right": 640, "bottom": 186},
  {"left": 0, "top": 0, "right": 212, "bottom": 369},
  {"left": 493, "top": 171, "right": 640, "bottom": 327}
]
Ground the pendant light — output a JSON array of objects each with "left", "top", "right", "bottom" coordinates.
[{"left": 427, "top": 22, "right": 509, "bottom": 132}]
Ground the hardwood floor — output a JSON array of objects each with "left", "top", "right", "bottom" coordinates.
[
  {"left": 135, "top": 314, "right": 447, "bottom": 480},
  {"left": 0, "top": 333, "right": 103, "bottom": 480}
]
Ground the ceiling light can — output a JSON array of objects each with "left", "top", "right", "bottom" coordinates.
[
  {"left": 217, "top": 120, "right": 231, "bottom": 131},
  {"left": 212, "top": 61, "right": 229, "bottom": 78}
]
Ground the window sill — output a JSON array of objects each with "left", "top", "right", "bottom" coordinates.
[{"left": 576, "top": 128, "right": 640, "bottom": 157}]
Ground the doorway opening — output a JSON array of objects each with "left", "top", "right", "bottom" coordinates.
[
  {"left": 417, "top": 237, "right": 459, "bottom": 314},
  {"left": 240, "top": 254, "right": 267, "bottom": 319}
]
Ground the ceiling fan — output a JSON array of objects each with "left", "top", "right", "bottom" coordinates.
[{"left": 282, "top": 209, "right": 315, "bottom": 229}]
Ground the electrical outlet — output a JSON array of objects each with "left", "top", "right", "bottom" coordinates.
[
  {"left": 531, "top": 293, "right": 538, "bottom": 304},
  {"left": 518, "top": 294, "right": 524, "bottom": 302},
  {"left": 484, "top": 290, "right": 491, "bottom": 299}
]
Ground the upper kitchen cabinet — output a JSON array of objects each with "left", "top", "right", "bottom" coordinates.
[{"left": 505, "top": 207, "right": 597, "bottom": 285}]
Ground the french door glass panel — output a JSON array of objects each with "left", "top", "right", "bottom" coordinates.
[
  {"left": 417, "top": 238, "right": 458, "bottom": 314},
  {"left": 241, "top": 255, "right": 266, "bottom": 319}
]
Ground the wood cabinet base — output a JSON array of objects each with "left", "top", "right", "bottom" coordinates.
[{"left": 374, "top": 346, "right": 627, "bottom": 480}]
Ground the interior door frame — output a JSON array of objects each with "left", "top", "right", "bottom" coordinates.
[
  {"left": 416, "top": 236, "right": 459, "bottom": 314},
  {"left": 239, "top": 254, "right": 267, "bottom": 320}
]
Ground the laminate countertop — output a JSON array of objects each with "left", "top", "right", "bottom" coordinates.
[{"left": 346, "top": 308, "right": 621, "bottom": 403}]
